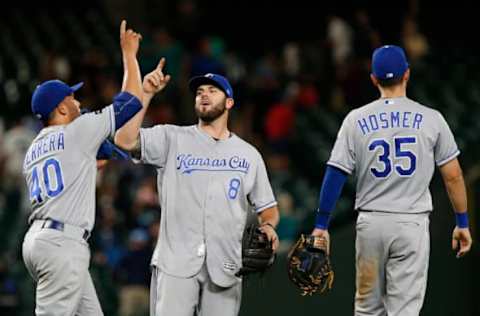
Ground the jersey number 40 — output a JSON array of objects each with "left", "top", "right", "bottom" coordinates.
[
  {"left": 368, "top": 136, "right": 417, "bottom": 178},
  {"left": 29, "top": 158, "right": 64, "bottom": 206}
]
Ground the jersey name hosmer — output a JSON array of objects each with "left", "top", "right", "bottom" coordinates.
[
  {"left": 357, "top": 111, "right": 423, "bottom": 135},
  {"left": 176, "top": 153, "right": 251, "bottom": 174}
]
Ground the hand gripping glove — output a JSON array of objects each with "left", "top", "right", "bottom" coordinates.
[
  {"left": 287, "top": 234, "right": 334, "bottom": 296},
  {"left": 235, "top": 224, "right": 275, "bottom": 277}
]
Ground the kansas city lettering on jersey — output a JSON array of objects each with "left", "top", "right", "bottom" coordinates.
[
  {"left": 24, "top": 132, "right": 65, "bottom": 166},
  {"left": 357, "top": 111, "right": 423, "bottom": 135},
  {"left": 176, "top": 154, "right": 250, "bottom": 174}
]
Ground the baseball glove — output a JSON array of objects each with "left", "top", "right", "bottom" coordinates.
[
  {"left": 287, "top": 234, "right": 334, "bottom": 296},
  {"left": 235, "top": 223, "right": 275, "bottom": 277}
]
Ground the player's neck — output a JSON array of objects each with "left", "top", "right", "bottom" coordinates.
[
  {"left": 379, "top": 86, "right": 407, "bottom": 99},
  {"left": 198, "top": 118, "right": 230, "bottom": 140},
  {"left": 49, "top": 115, "right": 71, "bottom": 126}
]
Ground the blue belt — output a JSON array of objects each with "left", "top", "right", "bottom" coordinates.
[{"left": 40, "top": 218, "right": 90, "bottom": 241}]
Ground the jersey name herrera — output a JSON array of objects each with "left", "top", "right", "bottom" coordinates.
[
  {"left": 24, "top": 131, "right": 65, "bottom": 167},
  {"left": 176, "top": 154, "right": 250, "bottom": 174}
]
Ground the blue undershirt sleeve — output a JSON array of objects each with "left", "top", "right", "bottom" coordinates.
[
  {"left": 314, "top": 165, "right": 348, "bottom": 229},
  {"left": 113, "top": 91, "right": 142, "bottom": 130}
]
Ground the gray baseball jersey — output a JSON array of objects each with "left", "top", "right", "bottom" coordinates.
[
  {"left": 139, "top": 124, "right": 277, "bottom": 287},
  {"left": 328, "top": 96, "right": 459, "bottom": 213},
  {"left": 150, "top": 167, "right": 163, "bottom": 268},
  {"left": 22, "top": 106, "right": 115, "bottom": 231}
]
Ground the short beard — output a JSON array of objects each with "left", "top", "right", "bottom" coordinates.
[{"left": 196, "top": 100, "right": 227, "bottom": 123}]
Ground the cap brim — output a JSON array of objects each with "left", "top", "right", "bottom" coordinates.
[
  {"left": 188, "top": 77, "right": 223, "bottom": 94},
  {"left": 70, "top": 82, "right": 84, "bottom": 92}
]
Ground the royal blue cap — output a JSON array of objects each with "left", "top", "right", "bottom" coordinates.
[
  {"left": 31, "top": 80, "right": 84, "bottom": 120},
  {"left": 371, "top": 45, "right": 409, "bottom": 80},
  {"left": 188, "top": 73, "right": 234, "bottom": 98}
]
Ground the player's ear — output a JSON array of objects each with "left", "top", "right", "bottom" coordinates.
[
  {"left": 370, "top": 74, "right": 379, "bottom": 87},
  {"left": 56, "top": 100, "right": 69, "bottom": 116},
  {"left": 226, "top": 98, "right": 234, "bottom": 110},
  {"left": 403, "top": 69, "right": 410, "bottom": 83}
]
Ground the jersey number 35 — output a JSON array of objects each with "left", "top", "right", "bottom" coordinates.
[{"left": 368, "top": 136, "right": 417, "bottom": 178}]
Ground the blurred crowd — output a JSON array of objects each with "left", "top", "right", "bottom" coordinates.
[{"left": 1, "top": 2, "right": 477, "bottom": 315}]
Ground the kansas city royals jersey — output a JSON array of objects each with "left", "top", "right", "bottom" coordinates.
[
  {"left": 328, "top": 96, "right": 459, "bottom": 213},
  {"left": 139, "top": 124, "right": 277, "bottom": 287},
  {"left": 23, "top": 106, "right": 115, "bottom": 231},
  {"left": 150, "top": 166, "right": 163, "bottom": 269}
]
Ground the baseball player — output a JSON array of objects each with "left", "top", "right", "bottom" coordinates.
[
  {"left": 114, "top": 71, "right": 280, "bottom": 316},
  {"left": 310, "top": 45, "right": 472, "bottom": 316},
  {"left": 21, "top": 20, "right": 144, "bottom": 316}
]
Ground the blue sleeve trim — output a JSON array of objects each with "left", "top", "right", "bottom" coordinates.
[
  {"left": 314, "top": 165, "right": 348, "bottom": 229},
  {"left": 113, "top": 92, "right": 142, "bottom": 130}
]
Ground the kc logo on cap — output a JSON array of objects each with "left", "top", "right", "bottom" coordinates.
[{"left": 188, "top": 73, "right": 234, "bottom": 99}]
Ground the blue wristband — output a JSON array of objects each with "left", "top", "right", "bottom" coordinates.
[{"left": 455, "top": 212, "right": 469, "bottom": 228}]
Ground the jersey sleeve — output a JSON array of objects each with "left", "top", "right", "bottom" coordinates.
[
  {"left": 138, "top": 125, "right": 170, "bottom": 167},
  {"left": 434, "top": 111, "right": 460, "bottom": 166},
  {"left": 247, "top": 152, "right": 277, "bottom": 213},
  {"left": 68, "top": 104, "right": 115, "bottom": 155},
  {"left": 327, "top": 111, "right": 355, "bottom": 174}
]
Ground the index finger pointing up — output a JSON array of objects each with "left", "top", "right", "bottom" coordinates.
[
  {"left": 157, "top": 57, "right": 166, "bottom": 70},
  {"left": 120, "top": 20, "right": 126, "bottom": 37}
]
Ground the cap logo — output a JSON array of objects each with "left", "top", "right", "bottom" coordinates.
[
  {"left": 386, "top": 73, "right": 394, "bottom": 78},
  {"left": 205, "top": 73, "right": 214, "bottom": 78}
]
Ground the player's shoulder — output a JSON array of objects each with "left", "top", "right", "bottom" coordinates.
[
  {"left": 352, "top": 99, "right": 387, "bottom": 116},
  {"left": 405, "top": 97, "right": 440, "bottom": 113},
  {"left": 338, "top": 105, "right": 365, "bottom": 123},
  {"left": 403, "top": 98, "right": 448, "bottom": 126},
  {"left": 171, "top": 124, "right": 201, "bottom": 137},
  {"left": 338, "top": 98, "right": 385, "bottom": 119},
  {"left": 352, "top": 97, "right": 441, "bottom": 117},
  {"left": 141, "top": 123, "right": 184, "bottom": 134},
  {"left": 230, "top": 133, "right": 263, "bottom": 157},
  {"left": 67, "top": 105, "right": 112, "bottom": 130}
]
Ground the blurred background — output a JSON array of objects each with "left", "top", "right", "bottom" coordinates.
[{"left": 0, "top": 0, "right": 478, "bottom": 315}]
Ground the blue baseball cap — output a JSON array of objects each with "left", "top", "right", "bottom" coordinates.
[
  {"left": 188, "top": 73, "right": 234, "bottom": 98},
  {"left": 371, "top": 45, "right": 409, "bottom": 80},
  {"left": 31, "top": 79, "right": 84, "bottom": 120}
]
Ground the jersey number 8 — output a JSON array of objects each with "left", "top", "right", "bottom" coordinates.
[
  {"left": 29, "top": 158, "right": 65, "bottom": 205},
  {"left": 369, "top": 136, "right": 417, "bottom": 178},
  {"left": 228, "top": 178, "right": 241, "bottom": 199}
]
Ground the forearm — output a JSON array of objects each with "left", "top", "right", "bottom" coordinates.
[
  {"left": 444, "top": 173, "right": 468, "bottom": 213},
  {"left": 258, "top": 206, "right": 280, "bottom": 228},
  {"left": 121, "top": 53, "right": 143, "bottom": 101},
  {"left": 440, "top": 158, "right": 469, "bottom": 228},
  {"left": 114, "top": 93, "right": 153, "bottom": 150},
  {"left": 440, "top": 159, "right": 467, "bottom": 213}
]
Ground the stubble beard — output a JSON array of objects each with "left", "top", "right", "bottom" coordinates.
[{"left": 196, "top": 99, "right": 227, "bottom": 123}]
